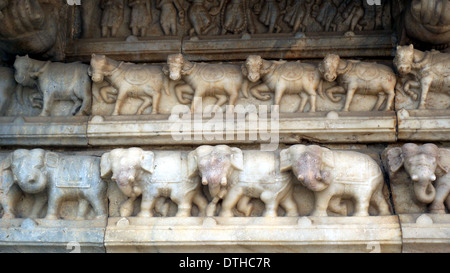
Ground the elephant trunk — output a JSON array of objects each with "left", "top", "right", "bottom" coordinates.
[
  {"left": 18, "top": 171, "right": 47, "bottom": 194},
  {"left": 413, "top": 179, "right": 436, "bottom": 204}
]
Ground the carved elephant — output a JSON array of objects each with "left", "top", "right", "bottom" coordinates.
[
  {"left": 281, "top": 145, "right": 391, "bottom": 217},
  {"left": 101, "top": 148, "right": 208, "bottom": 217},
  {"left": 318, "top": 54, "right": 397, "bottom": 112},
  {"left": 386, "top": 143, "right": 450, "bottom": 214},
  {"left": 89, "top": 54, "right": 170, "bottom": 115},
  {"left": 2, "top": 149, "right": 107, "bottom": 220},
  {"left": 14, "top": 55, "right": 92, "bottom": 116},
  {"left": 188, "top": 145, "right": 299, "bottom": 217},
  {"left": 393, "top": 44, "right": 449, "bottom": 110},
  {"left": 0, "top": 151, "right": 46, "bottom": 219},
  {"left": 242, "top": 55, "right": 323, "bottom": 112},
  {"left": 165, "top": 53, "right": 249, "bottom": 113}
]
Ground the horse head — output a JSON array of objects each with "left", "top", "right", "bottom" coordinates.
[
  {"left": 394, "top": 44, "right": 415, "bottom": 76},
  {"left": 89, "top": 54, "right": 110, "bottom": 83}
]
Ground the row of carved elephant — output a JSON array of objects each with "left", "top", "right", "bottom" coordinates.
[
  {"left": 0, "top": 143, "right": 448, "bottom": 220},
  {"left": 3, "top": 44, "right": 448, "bottom": 117}
]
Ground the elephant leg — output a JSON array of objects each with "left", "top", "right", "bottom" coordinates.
[
  {"left": 429, "top": 178, "right": 450, "bottom": 213},
  {"left": 46, "top": 194, "right": 63, "bottom": 220},
  {"left": 371, "top": 177, "right": 391, "bottom": 216},
  {"left": 76, "top": 199, "right": 89, "bottom": 220},
  {"left": 120, "top": 197, "right": 136, "bottom": 217},
  {"left": 138, "top": 190, "right": 157, "bottom": 217},
  {"left": 191, "top": 95, "right": 204, "bottom": 113},
  {"left": 342, "top": 86, "right": 357, "bottom": 112},
  {"left": 88, "top": 194, "right": 107, "bottom": 219},
  {"left": 193, "top": 190, "right": 208, "bottom": 217},
  {"left": 1, "top": 185, "right": 22, "bottom": 219},
  {"left": 29, "top": 192, "right": 48, "bottom": 219},
  {"left": 353, "top": 191, "right": 370, "bottom": 217},
  {"left": 236, "top": 196, "right": 253, "bottom": 216},
  {"left": 311, "top": 192, "right": 333, "bottom": 217},
  {"left": 228, "top": 89, "right": 239, "bottom": 108},
  {"left": 70, "top": 94, "right": 82, "bottom": 116},
  {"left": 173, "top": 191, "right": 194, "bottom": 217},
  {"left": 280, "top": 194, "right": 299, "bottom": 217},
  {"left": 260, "top": 191, "right": 278, "bottom": 217},
  {"left": 219, "top": 187, "right": 244, "bottom": 217}
]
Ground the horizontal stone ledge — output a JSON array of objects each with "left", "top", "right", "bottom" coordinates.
[
  {"left": 397, "top": 109, "right": 450, "bottom": 142},
  {"left": 66, "top": 32, "right": 394, "bottom": 63},
  {"left": 399, "top": 214, "right": 450, "bottom": 253},
  {"left": 0, "top": 218, "right": 106, "bottom": 253},
  {"left": 86, "top": 111, "right": 397, "bottom": 146},
  {"left": 0, "top": 116, "right": 88, "bottom": 147},
  {"left": 104, "top": 216, "right": 402, "bottom": 253}
]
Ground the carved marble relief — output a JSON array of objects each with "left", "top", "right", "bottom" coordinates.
[
  {"left": 0, "top": 0, "right": 449, "bottom": 254},
  {"left": 384, "top": 143, "right": 450, "bottom": 214},
  {"left": 76, "top": 0, "right": 392, "bottom": 39}
]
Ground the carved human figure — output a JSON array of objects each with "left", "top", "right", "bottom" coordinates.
[
  {"left": 101, "top": 148, "right": 208, "bottom": 217},
  {"left": 101, "top": 0, "right": 124, "bottom": 38},
  {"left": 14, "top": 55, "right": 92, "bottom": 117},
  {"left": 313, "top": 0, "right": 338, "bottom": 32},
  {"left": 0, "top": 67, "right": 24, "bottom": 116},
  {"left": 129, "top": 0, "right": 152, "bottom": 37},
  {"left": 89, "top": 54, "right": 170, "bottom": 115},
  {"left": 386, "top": 143, "right": 450, "bottom": 214},
  {"left": 318, "top": 54, "right": 396, "bottom": 111},
  {"left": 258, "top": 0, "right": 283, "bottom": 33},
  {"left": 2, "top": 149, "right": 107, "bottom": 220},
  {"left": 187, "top": 0, "right": 219, "bottom": 36},
  {"left": 216, "top": 0, "right": 248, "bottom": 35},
  {"left": 157, "top": 0, "right": 184, "bottom": 36},
  {"left": 165, "top": 53, "right": 249, "bottom": 113},
  {"left": 188, "top": 145, "right": 299, "bottom": 217},
  {"left": 281, "top": 145, "right": 391, "bottom": 217},
  {"left": 242, "top": 55, "right": 323, "bottom": 112},
  {"left": 332, "top": 0, "right": 365, "bottom": 32},
  {"left": 393, "top": 44, "right": 450, "bottom": 110}
]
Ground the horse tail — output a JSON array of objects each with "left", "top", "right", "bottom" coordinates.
[
  {"left": 163, "top": 75, "right": 171, "bottom": 96},
  {"left": 326, "top": 86, "right": 346, "bottom": 103}
]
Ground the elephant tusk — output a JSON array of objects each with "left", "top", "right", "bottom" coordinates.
[
  {"left": 297, "top": 175, "right": 304, "bottom": 182},
  {"left": 316, "top": 175, "right": 323, "bottom": 181},
  {"left": 202, "top": 177, "right": 208, "bottom": 186},
  {"left": 411, "top": 175, "right": 419, "bottom": 181},
  {"left": 430, "top": 174, "right": 437, "bottom": 181},
  {"left": 221, "top": 177, "right": 227, "bottom": 186}
]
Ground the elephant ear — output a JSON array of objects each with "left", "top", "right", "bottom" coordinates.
[
  {"left": 100, "top": 152, "right": 112, "bottom": 179},
  {"left": 140, "top": 151, "right": 155, "bottom": 174},
  {"left": 44, "top": 152, "right": 59, "bottom": 168},
  {"left": 1, "top": 153, "right": 12, "bottom": 171},
  {"left": 318, "top": 146, "right": 334, "bottom": 169},
  {"left": 230, "top": 148, "right": 244, "bottom": 171},
  {"left": 438, "top": 148, "right": 450, "bottom": 174},
  {"left": 279, "top": 148, "right": 292, "bottom": 172},
  {"left": 385, "top": 147, "right": 404, "bottom": 173},
  {"left": 187, "top": 150, "right": 199, "bottom": 178},
  {"left": 162, "top": 64, "right": 169, "bottom": 76}
]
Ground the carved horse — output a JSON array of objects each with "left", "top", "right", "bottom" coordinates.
[
  {"left": 89, "top": 54, "right": 170, "bottom": 115},
  {"left": 394, "top": 44, "right": 450, "bottom": 110}
]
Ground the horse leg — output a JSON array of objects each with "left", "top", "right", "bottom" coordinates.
[
  {"left": 151, "top": 91, "right": 161, "bottom": 115},
  {"left": 112, "top": 89, "right": 127, "bottom": 116},
  {"left": 372, "top": 93, "right": 386, "bottom": 111},
  {"left": 137, "top": 96, "right": 153, "bottom": 115},
  {"left": 342, "top": 85, "right": 357, "bottom": 112},
  {"left": 40, "top": 91, "right": 54, "bottom": 117},
  {"left": 418, "top": 77, "right": 433, "bottom": 110},
  {"left": 297, "top": 92, "right": 308, "bottom": 112}
]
